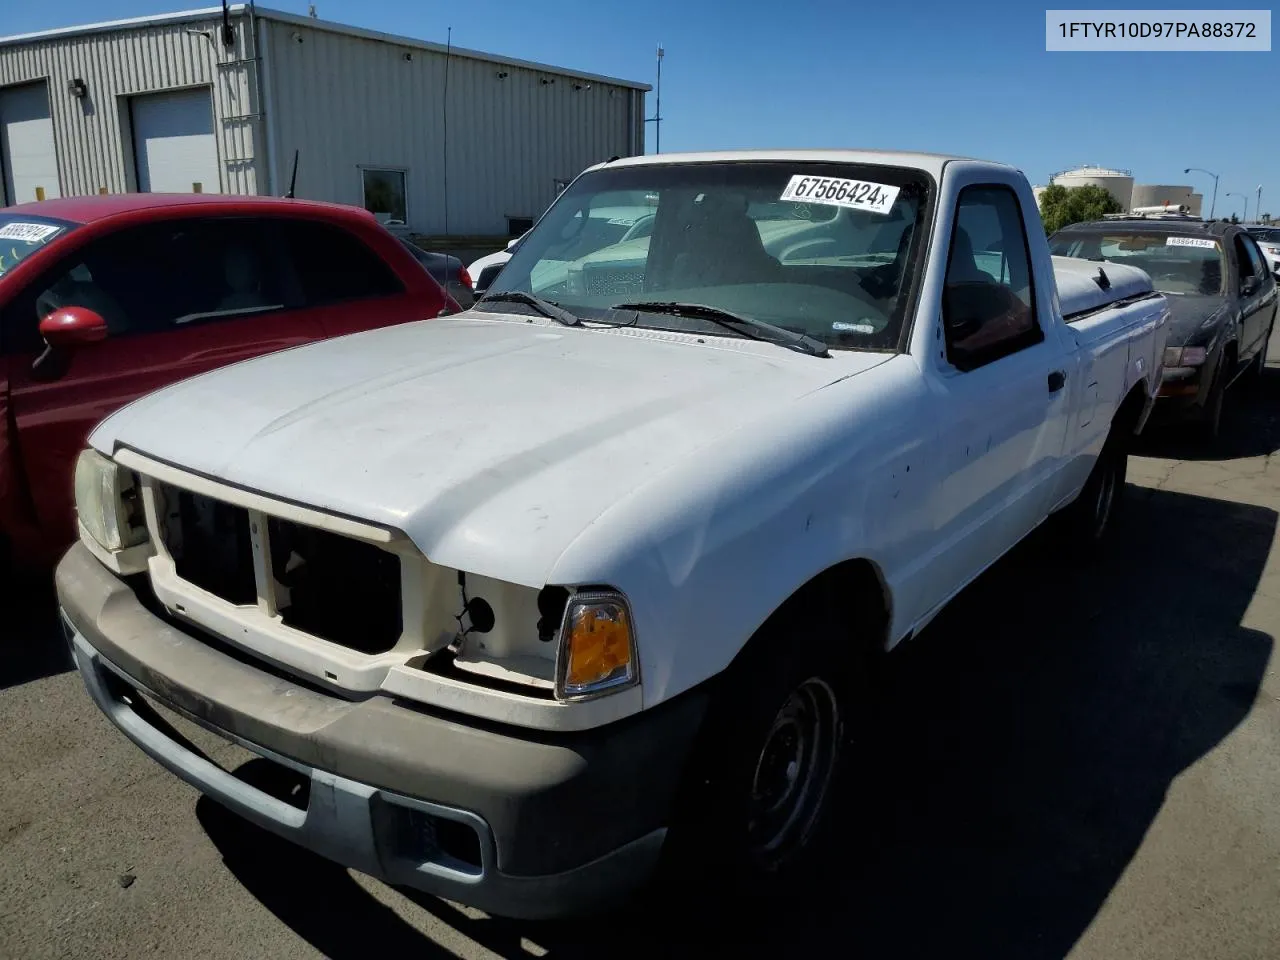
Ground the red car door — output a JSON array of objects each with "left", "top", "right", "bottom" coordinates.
[{"left": 4, "top": 215, "right": 325, "bottom": 554}]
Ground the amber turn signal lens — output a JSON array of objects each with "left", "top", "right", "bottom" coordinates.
[{"left": 559, "top": 597, "right": 635, "bottom": 697}]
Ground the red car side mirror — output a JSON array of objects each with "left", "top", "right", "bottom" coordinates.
[{"left": 39, "top": 306, "right": 108, "bottom": 348}]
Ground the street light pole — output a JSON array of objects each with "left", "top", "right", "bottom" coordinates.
[
  {"left": 1226, "top": 192, "right": 1247, "bottom": 223},
  {"left": 1257, "top": 185, "right": 1263, "bottom": 224},
  {"left": 1185, "top": 167, "right": 1219, "bottom": 219}
]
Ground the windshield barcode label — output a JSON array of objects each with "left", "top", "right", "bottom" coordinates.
[
  {"left": 0, "top": 221, "right": 60, "bottom": 243},
  {"left": 1166, "top": 236, "right": 1217, "bottom": 248},
  {"left": 779, "top": 176, "right": 900, "bottom": 215}
]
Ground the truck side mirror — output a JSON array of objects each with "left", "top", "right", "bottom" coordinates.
[{"left": 39, "top": 306, "right": 108, "bottom": 348}]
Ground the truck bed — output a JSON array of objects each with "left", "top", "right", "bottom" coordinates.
[{"left": 1052, "top": 255, "right": 1155, "bottom": 320}]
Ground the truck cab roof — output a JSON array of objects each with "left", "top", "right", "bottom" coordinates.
[{"left": 590, "top": 149, "right": 1017, "bottom": 180}]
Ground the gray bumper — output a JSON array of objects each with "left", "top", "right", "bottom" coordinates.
[{"left": 57, "top": 543, "right": 706, "bottom": 919}]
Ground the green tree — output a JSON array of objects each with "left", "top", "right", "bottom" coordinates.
[{"left": 1038, "top": 183, "right": 1125, "bottom": 234}]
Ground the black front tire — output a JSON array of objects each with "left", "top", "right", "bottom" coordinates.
[
  {"left": 1200, "top": 352, "right": 1234, "bottom": 442},
  {"left": 663, "top": 617, "right": 861, "bottom": 902},
  {"left": 1058, "top": 437, "right": 1128, "bottom": 555}
]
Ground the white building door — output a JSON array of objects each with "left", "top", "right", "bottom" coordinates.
[
  {"left": 0, "top": 82, "right": 61, "bottom": 205},
  {"left": 131, "top": 88, "right": 220, "bottom": 194}
]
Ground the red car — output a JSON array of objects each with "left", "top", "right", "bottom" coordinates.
[{"left": 0, "top": 194, "right": 457, "bottom": 571}]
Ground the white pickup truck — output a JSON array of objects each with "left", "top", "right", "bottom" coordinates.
[{"left": 56, "top": 150, "right": 1169, "bottom": 919}]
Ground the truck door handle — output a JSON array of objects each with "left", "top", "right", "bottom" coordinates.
[{"left": 1048, "top": 370, "right": 1066, "bottom": 393}]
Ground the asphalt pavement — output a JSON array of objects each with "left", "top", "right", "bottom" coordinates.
[{"left": 2, "top": 337, "right": 1279, "bottom": 959}]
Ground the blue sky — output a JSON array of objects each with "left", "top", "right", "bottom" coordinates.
[{"left": 8, "top": 1, "right": 1278, "bottom": 217}]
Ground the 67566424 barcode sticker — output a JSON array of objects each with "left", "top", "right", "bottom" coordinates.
[{"left": 779, "top": 175, "right": 900, "bottom": 215}]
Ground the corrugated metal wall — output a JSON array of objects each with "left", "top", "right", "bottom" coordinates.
[
  {"left": 0, "top": 14, "right": 265, "bottom": 198},
  {"left": 262, "top": 17, "right": 644, "bottom": 236}
]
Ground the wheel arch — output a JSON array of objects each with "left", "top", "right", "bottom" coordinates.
[
  {"left": 729, "top": 556, "right": 894, "bottom": 675},
  {"left": 1114, "top": 378, "right": 1150, "bottom": 441}
]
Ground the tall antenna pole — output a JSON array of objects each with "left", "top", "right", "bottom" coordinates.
[{"left": 644, "top": 45, "right": 664, "bottom": 154}]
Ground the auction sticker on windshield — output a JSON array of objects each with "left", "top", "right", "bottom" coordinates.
[
  {"left": 1166, "top": 236, "right": 1218, "bottom": 248},
  {"left": 780, "top": 175, "right": 900, "bottom": 215},
  {"left": 0, "top": 221, "right": 61, "bottom": 243}
]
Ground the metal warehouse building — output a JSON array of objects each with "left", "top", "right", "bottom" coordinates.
[{"left": 0, "top": 5, "right": 649, "bottom": 237}]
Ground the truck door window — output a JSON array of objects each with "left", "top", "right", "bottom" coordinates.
[{"left": 943, "top": 185, "right": 1042, "bottom": 370}]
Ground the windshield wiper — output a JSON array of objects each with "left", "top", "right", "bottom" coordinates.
[
  {"left": 476, "top": 290, "right": 581, "bottom": 327},
  {"left": 611, "top": 301, "right": 829, "bottom": 357}
]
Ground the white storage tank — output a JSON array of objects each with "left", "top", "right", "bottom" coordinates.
[
  {"left": 1050, "top": 165, "right": 1135, "bottom": 211},
  {"left": 1131, "top": 184, "right": 1199, "bottom": 216}
]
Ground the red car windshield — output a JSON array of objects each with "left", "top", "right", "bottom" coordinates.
[{"left": 0, "top": 215, "right": 76, "bottom": 277}]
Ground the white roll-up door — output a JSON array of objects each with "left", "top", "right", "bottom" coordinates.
[
  {"left": 0, "top": 82, "right": 61, "bottom": 205},
  {"left": 131, "top": 88, "right": 220, "bottom": 194}
]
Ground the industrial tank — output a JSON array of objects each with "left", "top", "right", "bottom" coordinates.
[
  {"left": 1049, "top": 165, "right": 1135, "bottom": 211},
  {"left": 1131, "top": 184, "right": 1199, "bottom": 216}
]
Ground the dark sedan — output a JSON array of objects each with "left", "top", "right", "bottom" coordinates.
[
  {"left": 399, "top": 238, "right": 475, "bottom": 308},
  {"left": 1050, "top": 218, "right": 1278, "bottom": 440}
]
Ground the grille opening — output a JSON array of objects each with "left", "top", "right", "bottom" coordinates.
[
  {"left": 583, "top": 262, "right": 644, "bottom": 297},
  {"left": 268, "top": 517, "right": 402, "bottom": 654},
  {"left": 160, "top": 485, "right": 257, "bottom": 605},
  {"left": 382, "top": 803, "right": 483, "bottom": 874}
]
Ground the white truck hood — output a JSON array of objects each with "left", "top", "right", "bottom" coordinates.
[{"left": 91, "top": 315, "right": 889, "bottom": 586}]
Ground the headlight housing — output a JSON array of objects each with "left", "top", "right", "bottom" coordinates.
[
  {"left": 74, "top": 448, "right": 150, "bottom": 565},
  {"left": 1164, "top": 345, "right": 1207, "bottom": 367},
  {"left": 555, "top": 591, "right": 638, "bottom": 700}
]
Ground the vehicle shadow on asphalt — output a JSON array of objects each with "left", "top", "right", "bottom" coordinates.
[
  {"left": 1135, "top": 365, "right": 1280, "bottom": 462},
  {"left": 196, "top": 484, "right": 1276, "bottom": 960},
  {"left": 0, "top": 573, "right": 70, "bottom": 692}
]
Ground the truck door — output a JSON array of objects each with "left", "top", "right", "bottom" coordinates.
[
  {"left": 928, "top": 183, "right": 1071, "bottom": 601},
  {"left": 1236, "top": 233, "right": 1277, "bottom": 361}
]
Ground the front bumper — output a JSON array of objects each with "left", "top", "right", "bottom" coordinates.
[{"left": 56, "top": 543, "right": 706, "bottom": 919}]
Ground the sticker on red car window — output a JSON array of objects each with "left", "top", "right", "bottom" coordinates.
[
  {"left": 1166, "top": 236, "right": 1217, "bottom": 249},
  {"left": 779, "top": 176, "right": 900, "bottom": 215},
  {"left": 0, "top": 222, "right": 61, "bottom": 243}
]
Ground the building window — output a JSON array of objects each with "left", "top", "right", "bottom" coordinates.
[
  {"left": 507, "top": 216, "right": 534, "bottom": 236},
  {"left": 361, "top": 168, "right": 407, "bottom": 225}
]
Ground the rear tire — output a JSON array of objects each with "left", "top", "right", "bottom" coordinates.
[{"left": 663, "top": 613, "right": 862, "bottom": 903}]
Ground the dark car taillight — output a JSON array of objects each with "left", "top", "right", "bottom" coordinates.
[{"left": 458, "top": 265, "right": 474, "bottom": 290}]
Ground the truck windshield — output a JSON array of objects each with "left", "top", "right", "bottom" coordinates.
[
  {"left": 480, "top": 160, "right": 934, "bottom": 352},
  {"left": 0, "top": 215, "right": 75, "bottom": 277},
  {"left": 1049, "top": 231, "right": 1225, "bottom": 296}
]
